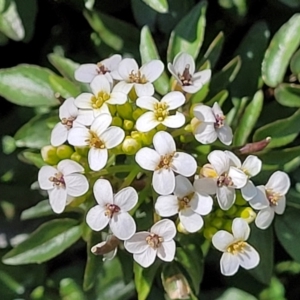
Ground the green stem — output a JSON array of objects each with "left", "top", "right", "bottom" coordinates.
[
  {"left": 120, "top": 165, "right": 141, "bottom": 189},
  {"left": 171, "top": 127, "right": 187, "bottom": 138}
]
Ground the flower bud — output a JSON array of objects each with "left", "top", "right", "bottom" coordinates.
[
  {"left": 235, "top": 193, "right": 247, "bottom": 206},
  {"left": 177, "top": 222, "right": 189, "bottom": 234},
  {"left": 203, "top": 226, "right": 217, "bottom": 240},
  {"left": 226, "top": 205, "right": 237, "bottom": 216},
  {"left": 123, "top": 120, "right": 134, "bottom": 131},
  {"left": 41, "top": 145, "right": 60, "bottom": 165},
  {"left": 111, "top": 116, "right": 123, "bottom": 127},
  {"left": 70, "top": 152, "right": 82, "bottom": 163},
  {"left": 140, "top": 129, "right": 156, "bottom": 146},
  {"left": 211, "top": 217, "right": 223, "bottom": 229},
  {"left": 56, "top": 145, "right": 74, "bottom": 159},
  {"left": 91, "top": 235, "right": 119, "bottom": 261},
  {"left": 180, "top": 134, "right": 193, "bottom": 143},
  {"left": 74, "top": 146, "right": 89, "bottom": 157},
  {"left": 223, "top": 220, "right": 232, "bottom": 232},
  {"left": 132, "top": 108, "right": 144, "bottom": 120},
  {"left": 122, "top": 136, "right": 142, "bottom": 155},
  {"left": 117, "top": 102, "right": 133, "bottom": 120},
  {"left": 108, "top": 104, "right": 117, "bottom": 116},
  {"left": 240, "top": 207, "right": 256, "bottom": 223}
]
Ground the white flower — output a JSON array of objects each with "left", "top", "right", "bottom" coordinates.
[
  {"left": 249, "top": 171, "right": 290, "bottom": 229},
  {"left": 135, "top": 131, "right": 197, "bottom": 195},
  {"left": 124, "top": 219, "right": 176, "bottom": 268},
  {"left": 68, "top": 113, "right": 125, "bottom": 171},
  {"left": 155, "top": 175, "right": 213, "bottom": 233},
  {"left": 193, "top": 102, "right": 233, "bottom": 145},
  {"left": 225, "top": 151, "right": 262, "bottom": 200},
  {"left": 135, "top": 91, "right": 185, "bottom": 132},
  {"left": 194, "top": 150, "right": 247, "bottom": 210},
  {"left": 50, "top": 97, "right": 94, "bottom": 147},
  {"left": 38, "top": 159, "right": 89, "bottom": 214},
  {"left": 86, "top": 179, "right": 137, "bottom": 240},
  {"left": 114, "top": 58, "right": 164, "bottom": 97},
  {"left": 212, "top": 218, "right": 260, "bottom": 276},
  {"left": 74, "top": 54, "right": 122, "bottom": 84},
  {"left": 168, "top": 52, "right": 211, "bottom": 94}
]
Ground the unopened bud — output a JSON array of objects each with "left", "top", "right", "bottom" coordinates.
[
  {"left": 41, "top": 145, "right": 60, "bottom": 165},
  {"left": 203, "top": 227, "right": 217, "bottom": 240},
  {"left": 211, "top": 217, "right": 223, "bottom": 229},
  {"left": 117, "top": 102, "right": 133, "bottom": 120},
  {"left": 132, "top": 108, "right": 144, "bottom": 120},
  {"left": 111, "top": 116, "right": 123, "bottom": 127},
  {"left": 240, "top": 207, "right": 256, "bottom": 223},
  {"left": 74, "top": 146, "right": 89, "bottom": 157},
  {"left": 238, "top": 137, "right": 271, "bottom": 154},
  {"left": 56, "top": 145, "right": 74, "bottom": 159},
  {"left": 122, "top": 136, "right": 142, "bottom": 155},
  {"left": 123, "top": 120, "right": 134, "bottom": 131}
]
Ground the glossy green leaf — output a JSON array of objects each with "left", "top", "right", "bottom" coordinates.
[
  {"left": 274, "top": 83, "right": 300, "bottom": 107},
  {"left": 167, "top": 1, "right": 207, "bottom": 62},
  {"left": 253, "top": 108, "right": 300, "bottom": 148},
  {"left": 275, "top": 207, "right": 300, "bottom": 263},
  {"left": 142, "top": 0, "right": 168, "bottom": 13},
  {"left": 231, "top": 22, "right": 270, "bottom": 97},
  {"left": 131, "top": 0, "right": 157, "bottom": 31},
  {"left": 262, "top": 13, "right": 300, "bottom": 87},
  {"left": 0, "top": 0, "right": 11, "bottom": 13},
  {"left": 234, "top": 90, "right": 264, "bottom": 146},
  {"left": 20, "top": 200, "right": 52, "bottom": 220},
  {"left": 2, "top": 218, "right": 81, "bottom": 265},
  {"left": 205, "top": 89, "right": 228, "bottom": 106},
  {"left": 290, "top": 48, "right": 300, "bottom": 75},
  {"left": 139, "top": 26, "right": 169, "bottom": 95},
  {"left": 0, "top": 64, "right": 59, "bottom": 107},
  {"left": 60, "top": 278, "right": 85, "bottom": 300},
  {"left": 18, "top": 150, "right": 46, "bottom": 168},
  {"left": 259, "top": 277, "right": 285, "bottom": 300},
  {"left": 49, "top": 74, "right": 80, "bottom": 98}
]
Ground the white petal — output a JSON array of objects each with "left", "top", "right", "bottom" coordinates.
[
  {"left": 255, "top": 208, "right": 275, "bottom": 230},
  {"left": 133, "top": 247, "right": 156, "bottom": 268},
  {"left": 113, "top": 81, "right": 133, "bottom": 94},
  {"left": 194, "top": 122, "right": 217, "bottom": 144},
  {"left": 107, "top": 91, "right": 127, "bottom": 105},
  {"left": 103, "top": 54, "right": 122, "bottom": 70},
  {"left": 162, "top": 91, "right": 185, "bottom": 110},
  {"left": 136, "top": 96, "right": 157, "bottom": 110},
  {"left": 241, "top": 181, "right": 257, "bottom": 201},
  {"left": 179, "top": 209, "right": 204, "bottom": 232},
  {"left": 173, "top": 52, "right": 195, "bottom": 75},
  {"left": 232, "top": 218, "right": 250, "bottom": 241},
  {"left": 135, "top": 148, "right": 160, "bottom": 171},
  {"left": 248, "top": 186, "right": 269, "bottom": 210},
  {"left": 217, "top": 125, "right": 233, "bottom": 145},
  {"left": 155, "top": 195, "right": 178, "bottom": 217},
  {"left": 124, "top": 232, "right": 149, "bottom": 253},
  {"left": 135, "top": 82, "right": 154, "bottom": 97},
  {"left": 217, "top": 186, "right": 236, "bottom": 210},
  {"left": 90, "top": 75, "right": 111, "bottom": 95},
  {"left": 57, "top": 159, "right": 84, "bottom": 175},
  {"left": 114, "top": 187, "right": 138, "bottom": 211},
  {"left": 88, "top": 148, "right": 108, "bottom": 171},
  {"left": 193, "top": 105, "right": 215, "bottom": 122},
  {"left": 38, "top": 166, "right": 57, "bottom": 190},
  {"left": 171, "top": 152, "right": 197, "bottom": 176},
  {"left": 75, "top": 93, "right": 93, "bottom": 109},
  {"left": 220, "top": 253, "right": 240, "bottom": 276},
  {"left": 75, "top": 109, "right": 94, "bottom": 126},
  {"left": 237, "top": 244, "right": 260, "bottom": 270},
  {"left": 208, "top": 150, "right": 229, "bottom": 175},
  {"left": 212, "top": 102, "right": 223, "bottom": 116},
  {"left": 49, "top": 188, "right": 67, "bottom": 214},
  {"left": 101, "top": 127, "right": 124, "bottom": 149},
  {"left": 194, "top": 178, "right": 217, "bottom": 195},
  {"left": 59, "top": 98, "right": 78, "bottom": 119},
  {"left": 275, "top": 196, "right": 286, "bottom": 214},
  {"left": 153, "top": 169, "right": 175, "bottom": 195},
  {"left": 212, "top": 230, "right": 234, "bottom": 252},
  {"left": 224, "top": 150, "right": 241, "bottom": 168},
  {"left": 192, "top": 69, "right": 211, "bottom": 85},
  {"left": 68, "top": 127, "right": 90, "bottom": 146},
  {"left": 118, "top": 58, "right": 139, "bottom": 80},
  {"left": 157, "top": 240, "right": 176, "bottom": 262},
  {"left": 153, "top": 131, "right": 176, "bottom": 155},
  {"left": 229, "top": 167, "right": 248, "bottom": 189},
  {"left": 93, "top": 179, "right": 113, "bottom": 206},
  {"left": 242, "top": 155, "right": 262, "bottom": 177},
  {"left": 140, "top": 60, "right": 164, "bottom": 82},
  {"left": 86, "top": 205, "right": 109, "bottom": 231},
  {"left": 182, "top": 84, "right": 203, "bottom": 94},
  {"left": 167, "top": 63, "right": 181, "bottom": 82},
  {"left": 51, "top": 123, "right": 68, "bottom": 147},
  {"left": 65, "top": 174, "right": 88, "bottom": 197},
  {"left": 174, "top": 175, "right": 194, "bottom": 198},
  {"left": 151, "top": 219, "right": 176, "bottom": 241},
  {"left": 110, "top": 212, "right": 136, "bottom": 240},
  {"left": 75, "top": 64, "right": 99, "bottom": 83},
  {"left": 162, "top": 113, "right": 185, "bottom": 129},
  {"left": 266, "top": 171, "right": 290, "bottom": 195},
  {"left": 91, "top": 114, "right": 112, "bottom": 136},
  {"left": 191, "top": 192, "right": 213, "bottom": 216},
  {"left": 136, "top": 112, "right": 159, "bottom": 132}
]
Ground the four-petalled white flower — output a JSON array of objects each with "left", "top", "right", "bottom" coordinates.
[
  {"left": 68, "top": 113, "right": 125, "bottom": 171},
  {"left": 212, "top": 218, "right": 260, "bottom": 276},
  {"left": 248, "top": 171, "right": 290, "bottom": 229},
  {"left": 168, "top": 52, "right": 211, "bottom": 94},
  {"left": 135, "top": 91, "right": 185, "bottom": 132},
  {"left": 124, "top": 219, "right": 176, "bottom": 268},
  {"left": 193, "top": 102, "right": 233, "bottom": 145},
  {"left": 86, "top": 179, "right": 137, "bottom": 240},
  {"left": 155, "top": 175, "right": 213, "bottom": 233},
  {"left": 135, "top": 131, "right": 197, "bottom": 195},
  {"left": 38, "top": 159, "right": 89, "bottom": 214}
]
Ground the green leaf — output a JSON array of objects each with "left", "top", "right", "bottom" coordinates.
[
  {"left": 139, "top": 26, "right": 169, "bottom": 95},
  {"left": 248, "top": 225, "right": 273, "bottom": 285},
  {"left": 278, "top": 0, "right": 300, "bottom": 8},
  {"left": 20, "top": 200, "right": 53, "bottom": 220},
  {"left": 259, "top": 277, "right": 286, "bottom": 300},
  {"left": 262, "top": 13, "right": 300, "bottom": 87},
  {"left": 49, "top": 74, "right": 80, "bottom": 98},
  {"left": 253, "top": 108, "right": 300, "bottom": 148},
  {"left": 18, "top": 150, "right": 46, "bottom": 168},
  {"left": 231, "top": 22, "right": 270, "bottom": 98},
  {"left": 142, "top": 0, "right": 168, "bottom": 13},
  {"left": 131, "top": 0, "right": 157, "bottom": 31},
  {"left": 205, "top": 89, "right": 228, "bottom": 106},
  {"left": 216, "top": 288, "right": 257, "bottom": 300},
  {"left": 274, "top": 83, "right": 300, "bottom": 107},
  {"left": 60, "top": 278, "right": 85, "bottom": 300},
  {"left": 134, "top": 260, "right": 161, "bottom": 300},
  {"left": 2, "top": 218, "right": 82, "bottom": 265},
  {"left": 167, "top": 1, "right": 207, "bottom": 62},
  {"left": 233, "top": 90, "right": 264, "bottom": 146},
  {"left": 275, "top": 206, "right": 300, "bottom": 263},
  {"left": 0, "top": 64, "right": 59, "bottom": 107},
  {"left": 290, "top": 48, "right": 300, "bottom": 75}
]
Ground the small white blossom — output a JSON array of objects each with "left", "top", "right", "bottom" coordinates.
[
  {"left": 74, "top": 54, "right": 122, "bottom": 84},
  {"left": 38, "top": 159, "right": 89, "bottom": 214},
  {"left": 135, "top": 131, "right": 197, "bottom": 195},
  {"left": 114, "top": 58, "right": 164, "bottom": 97},
  {"left": 168, "top": 52, "right": 211, "bottom": 94},
  {"left": 135, "top": 91, "right": 185, "bottom": 132},
  {"left": 212, "top": 218, "right": 260, "bottom": 276},
  {"left": 86, "top": 179, "right": 137, "bottom": 240},
  {"left": 68, "top": 114, "right": 125, "bottom": 171},
  {"left": 249, "top": 171, "right": 290, "bottom": 229},
  {"left": 193, "top": 102, "right": 233, "bottom": 145},
  {"left": 194, "top": 150, "right": 247, "bottom": 210},
  {"left": 225, "top": 151, "right": 262, "bottom": 200},
  {"left": 124, "top": 219, "right": 176, "bottom": 268},
  {"left": 75, "top": 75, "right": 127, "bottom": 117},
  {"left": 155, "top": 175, "right": 213, "bottom": 233}
]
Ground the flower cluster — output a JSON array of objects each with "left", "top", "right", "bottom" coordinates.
[{"left": 37, "top": 52, "right": 290, "bottom": 276}]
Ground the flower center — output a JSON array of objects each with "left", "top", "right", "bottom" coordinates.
[
  {"left": 227, "top": 241, "right": 246, "bottom": 255},
  {"left": 217, "top": 173, "right": 233, "bottom": 187},
  {"left": 266, "top": 189, "right": 281, "bottom": 206},
  {"left": 156, "top": 152, "right": 175, "bottom": 170},
  {"left": 178, "top": 192, "right": 194, "bottom": 210},
  {"left": 91, "top": 91, "right": 110, "bottom": 109},
  {"left": 96, "top": 63, "right": 109, "bottom": 74},
  {"left": 104, "top": 204, "right": 120, "bottom": 218},
  {"left": 49, "top": 172, "right": 65, "bottom": 188},
  {"left": 61, "top": 117, "right": 76, "bottom": 130},
  {"left": 214, "top": 114, "right": 225, "bottom": 128},
  {"left": 154, "top": 102, "right": 169, "bottom": 122},
  {"left": 146, "top": 233, "right": 164, "bottom": 249},
  {"left": 128, "top": 70, "right": 148, "bottom": 84},
  {"left": 179, "top": 65, "right": 193, "bottom": 86},
  {"left": 86, "top": 130, "right": 105, "bottom": 149}
]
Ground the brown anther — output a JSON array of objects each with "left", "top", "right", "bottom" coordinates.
[
  {"left": 179, "top": 65, "right": 193, "bottom": 86},
  {"left": 61, "top": 117, "right": 76, "bottom": 129},
  {"left": 49, "top": 172, "right": 65, "bottom": 187},
  {"left": 104, "top": 204, "right": 121, "bottom": 218},
  {"left": 96, "top": 63, "right": 109, "bottom": 74},
  {"left": 156, "top": 152, "right": 175, "bottom": 170},
  {"left": 217, "top": 173, "right": 233, "bottom": 187},
  {"left": 178, "top": 192, "right": 194, "bottom": 210},
  {"left": 214, "top": 114, "right": 225, "bottom": 128},
  {"left": 146, "top": 233, "right": 163, "bottom": 249},
  {"left": 227, "top": 241, "right": 246, "bottom": 255},
  {"left": 128, "top": 70, "right": 148, "bottom": 84}
]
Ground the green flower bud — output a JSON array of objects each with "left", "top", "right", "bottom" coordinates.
[
  {"left": 41, "top": 145, "right": 60, "bottom": 165},
  {"left": 123, "top": 120, "right": 134, "bottom": 131},
  {"left": 211, "top": 217, "right": 223, "bottom": 229},
  {"left": 117, "top": 102, "right": 133, "bottom": 120},
  {"left": 203, "top": 226, "right": 217, "bottom": 240},
  {"left": 108, "top": 104, "right": 117, "bottom": 116},
  {"left": 128, "top": 87, "right": 137, "bottom": 101},
  {"left": 74, "top": 146, "right": 89, "bottom": 157},
  {"left": 70, "top": 152, "right": 82, "bottom": 163},
  {"left": 240, "top": 207, "right": 256, "bottom": 223},
  {"left": 180, "top": 134, "right": 193, "bottom": 143},
  {"left": 223, "top": 220, "right": 232, "bottom": 232},
  {"left": 132, "top": 108, "right": 144, "bottom": 120},
  {"left": 235, "top": 193, "right": 247, "bottom": 206},
  {"left": 111, "top": 116, "right": 123, "bottom": 127},
  {"left": 122, "top": 136, "right": 142, "bottom": 155},
  {"left": 215, "top": 209, "right": 224, "bottom": 217},
  {"left": 226, "top": 205, "right": 237, "bottom": 216},
  {"left": 140, "top": 129, "right": 156, "bottom": 146},
  {"left": 56, "top": 145, "right": 74, "bottom": 159}
]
